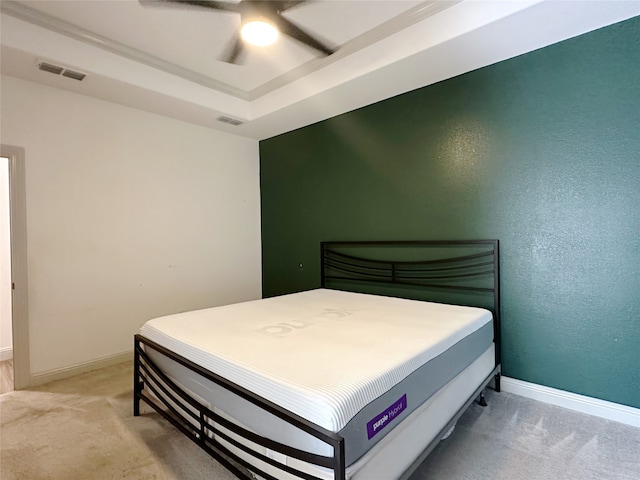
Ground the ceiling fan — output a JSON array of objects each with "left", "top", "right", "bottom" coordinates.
[{"left": 141, "top": 0, "right": 336, "bottom": 64}]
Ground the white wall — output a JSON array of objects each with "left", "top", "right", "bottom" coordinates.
[
  {"left": 0, "top": 75, "right": 262, "bottom": 375},
  {"left": 0, "top": 157, "right": 12, "bottom": 360}
]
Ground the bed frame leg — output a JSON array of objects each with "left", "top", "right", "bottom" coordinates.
[
  {"left": 477, "top": 392, "right": 488, "bottom": 407},
  {"left": 134, "top": 380, "right": 143, "bottom": 417},
  {"left": 134, "top": 338, "right": 142, "bottom": 417}
]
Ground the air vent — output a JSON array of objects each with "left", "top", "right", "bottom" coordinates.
[
  {"left": 62, "top": 70, "right": 86, "bottom": 81},
  {"left": 38, "top": 62, "right": 64, "bottom": 75},
  {"left": 217, "top": 116, "right": 244, "bottom": 126},
  {"left": 37, "top": 60, "right": 86, "bottom": 82}
]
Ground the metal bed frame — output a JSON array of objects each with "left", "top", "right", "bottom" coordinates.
[{"left": 134, "top": 240, "right": 501, "bottom": 480}]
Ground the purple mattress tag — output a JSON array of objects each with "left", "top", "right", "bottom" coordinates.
[{"left": 366, "top": 394, "right": 407, "bottom": 440}]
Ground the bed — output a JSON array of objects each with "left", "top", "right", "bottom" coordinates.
[{"left": 134, "top": 240, "right": 501, "bottom": 480}]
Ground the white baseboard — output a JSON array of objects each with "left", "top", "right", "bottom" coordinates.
[
  {"left": 29, "top": 351, "right": 132, "bottom": 388},
  {"left": 501, "top": 376, "right": 640, "bottom": 428},
  {"left": 0, "top": 346, "right": 13, "bottom": 362}
]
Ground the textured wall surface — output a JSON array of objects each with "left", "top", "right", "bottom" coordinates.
[{"left": 260, "top": 17, "right": 640, "bottom": 408}]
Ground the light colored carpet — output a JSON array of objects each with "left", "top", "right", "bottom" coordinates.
[
  {"left": 0, "top": 359, "right": 13, "bottom": 395},
  {"left": 1, "top": 361, "right": 638, "bottom": 480},
  {"left": 0, "top": 362, "right": 238, "bottom": 480},
  {"left": 408, "top": 389, "right": 640, "bottom": 480}
]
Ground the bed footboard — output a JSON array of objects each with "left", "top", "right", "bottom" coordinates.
[
  {"left": 134, "top": 335, "right": 499, "bottom": 480},
  {"left": 134, "top": 335, "right": 346, "bottom": 480}
]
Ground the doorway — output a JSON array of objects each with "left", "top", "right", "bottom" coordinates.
[
  {"left": 0, "top": 145, "right": 29, "bottom": 392},
  {"left": 1, "top": 156, "right": 12, "bottom": 393}
]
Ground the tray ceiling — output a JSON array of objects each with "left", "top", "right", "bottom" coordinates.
[{"left": 1, "top": 0, "right": 638, "bottom": 139}]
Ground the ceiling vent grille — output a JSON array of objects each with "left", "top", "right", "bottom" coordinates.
[
  {"left": 217, "top": 116, "right": 244, "bottom": 126},
  {"left": 38, "top": 61, "right": 86, "bottom": 81},
  {"left": 38, "top": 62, "right": 64, "bottom": 75},
  {"left": 61, "top": 69, "right": 86, "bottom": 81}
]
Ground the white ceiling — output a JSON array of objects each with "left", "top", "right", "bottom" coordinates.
[{"left": 2, "top": 0, "right": 639, "bottom": 140}]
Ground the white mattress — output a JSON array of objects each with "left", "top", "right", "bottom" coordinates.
[
  {"left": 347, "top": 345, "right": 496, "bottom": 480},
  {"left": 292, "top": 345, "right": 496, "bottom": 480},
  {"left": 139, "top": 288, "right": 492, "bottom": 434},
  {"left": 144, "top": 341, "right": 496, "bottom": 480}
]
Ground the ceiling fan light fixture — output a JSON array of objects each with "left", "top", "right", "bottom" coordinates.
[{"left": 241, "top": 20, "right": 278, "bottom": 47}]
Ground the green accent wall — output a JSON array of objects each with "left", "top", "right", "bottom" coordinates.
[{"left": 260, "top": 17, "right": 640, "bottom": 409}]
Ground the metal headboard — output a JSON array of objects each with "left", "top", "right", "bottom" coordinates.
[{"left": 321, "top": 240, "right": 500, "bottom": 366}]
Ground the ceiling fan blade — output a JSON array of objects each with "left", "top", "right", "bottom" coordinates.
[
  {"left": 272, "top": 14, "right": 334, "bottom": 57},
  {"left": 139, "top": 0, "right": 240, "bottom": 13},
  {"left": 272, "top": 1, "right": 308, "bottom": 13},
  {"left": 220, "top": 33, "right": 245, "bottom": 64}
]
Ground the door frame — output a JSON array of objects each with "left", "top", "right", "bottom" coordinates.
[{"left": 1, "top": 145, "right": 30, "bottom": 389}]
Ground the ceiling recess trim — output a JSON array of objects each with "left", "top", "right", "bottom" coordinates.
[
  {"left": 1, "top": 0, "right": 462, "bottom": 104},
  {"left": 0, "top": 0, "right": 249, "bottom": 100},
  {"left": 249, "top": 0, "right": 461, "bottom": 100}
]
